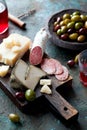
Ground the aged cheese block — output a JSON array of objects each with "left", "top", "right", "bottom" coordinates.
[
  {"left": 10, "top": 59, "right": 47, "bottom": 90},
  {"left": 0, "top": 33, "right": 32, "bottom": 67}
]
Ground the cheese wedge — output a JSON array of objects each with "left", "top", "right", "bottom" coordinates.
[
  {"left": 10, "top": 59, "right": 47, "bottom": 90},
  {"left": 0, "top": 65, "right": 9, "bottom": 77},
  {"left": 0, "top": 33, "right": 32, "bottom": 67},
  {"left": 40, "top": 84, "right": 52, "bottom": 94},
  {"left": 40, "top": 79, "right": 51, "bottom": 86}
]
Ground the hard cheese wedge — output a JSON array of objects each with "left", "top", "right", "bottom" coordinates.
[
  {"left": 11, "top": 59, "right": 47, "bottom": 90},
  {"left": 0, "top": 65, "right": 9, "bottom": 77},
  {"left": 0, "top": 33, "right": 32, "bottom": 67},
  {"left": 40, "top": 84, "right": 52, "bottom": 94}
]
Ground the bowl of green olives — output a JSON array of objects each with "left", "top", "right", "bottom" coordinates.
[{"left": 48, "top": 9, "right": 87, "bottom": 51}]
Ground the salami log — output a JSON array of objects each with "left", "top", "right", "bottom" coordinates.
[
  {"left": 55, "top": 66, "right": 69, "bottom": 81},
  {"left": 29, "top": 28, "right": 48, "bottom": 65}
]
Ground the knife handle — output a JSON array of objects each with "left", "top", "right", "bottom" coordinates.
[
  {"left": 45, "top": 90, "right": 79, "bottom": 122},
  {"left": 8, "top": 13, "right": 26, "bottom": 28}
]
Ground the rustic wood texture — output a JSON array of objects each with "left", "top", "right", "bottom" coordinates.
[{"left": 0, "top": 57, "right": 78, "bottom": 123}]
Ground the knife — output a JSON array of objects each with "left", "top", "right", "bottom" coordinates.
[{"left": 8, "top": 9, "right": 36, "bottom": 28}]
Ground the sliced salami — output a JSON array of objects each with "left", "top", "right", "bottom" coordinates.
[
  {"left": 29, "top": 28, "right": 48, "bottom": 65},
  {"left": 41, "top": 58, "right": 63, "bottom": 75},
  {"left": 55, "top": 66, "right": 69, "bottom": 81},
  {"left": 49, "top": 58, "right": 63, "bottom": 75},
  {"left": 41, "top": 58, "right": 56, "bottom": 75}
]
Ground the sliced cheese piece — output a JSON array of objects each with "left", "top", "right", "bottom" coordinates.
[
  {"left": 3, "top": 51, "right": 19, "bottom": 67},
  {"left": 40, "top": 79, "right": 51, "bottom": 85},
  {"left": 0, "top": 65, "right": 9, "bottom": 77},
  {"left": 0, "top": 33, "right": 32, "bottom": 67},
  {"left": 11, "top": 59, "right": 47, "bottom": 90},
  {"left": 0, "top": 41, "right": 18, "bottom": 66},
  {"left": 40, "top": 84, "right": 52, "bottom": 94}
]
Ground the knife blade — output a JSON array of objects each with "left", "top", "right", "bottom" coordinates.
[{"left": 18, "top": 9, "right": 36, "bottom": 19}]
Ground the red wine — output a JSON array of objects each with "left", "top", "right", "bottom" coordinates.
[
  {"left": 80, "top": 71, "right": 87, "bottom": 86},
  {"left": 0, "top": 2, "right": 8, "bottom": 34}
]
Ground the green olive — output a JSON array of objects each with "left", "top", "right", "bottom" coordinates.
[
  {"left": 75, "top": 22, "right": 83, "bottom": 30},
  {"left": 77, "top": 35, "right": 86, "bottom": 42},
  {"left": 9, "top": 113, "right": 20, "bottom": 123},
  {"left": 67, "top": 21, "right": 75, "bottom": 29},
  {"left": 80, "top": 14, "right": 87, "bottom": 21},
  {"left": 74, "top": 54, "right": 79, "bottom": 64},
  {"left": 72, "top": 11, "right": 81, "bottom": 16},
  {"left": 85, "top": 21, "right": 87, "bottom": 28},
  {"left": 53, "top": 21, "right": 58, "bottom": 26},
  {"left": 57, "top": 29, "right": 62, "bottom": 35},
  {"left": 64, "top": 18, "right": 71, "bottom": 25},
  {"left": 71, "top": 15, "right": 81, "bottom": 22},
  {"left": 59, "top": 20, "right": 65, "bottom": 26},
  {"left": 63, "top": 13, "right": 71, "bottom": 20},
  {"left": 69, "top": 33, "right": 78, "bottom": 40},
  {"left": 25, "top": 89, "right": 36, "bottom": 101},
  {"left": 61, "top": 26, "right": 67, "bottom": 33}
]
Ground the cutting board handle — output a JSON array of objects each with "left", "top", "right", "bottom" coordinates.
[{"left": 45, "top": 90, "right": 79, "bottom": 122}]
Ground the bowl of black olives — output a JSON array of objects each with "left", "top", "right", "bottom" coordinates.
[{"left": 48, "top": 9, "right": 87, "bottom": 51}]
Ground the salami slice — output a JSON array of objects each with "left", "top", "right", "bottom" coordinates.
[
  {"left": 55, "top": 66, "right": 69, "bottom": 81},
  {"left": 41, "top": 58, "right": 56, "bottom": 75},
  {"left": 29, "top": 28, "right": 48, "bottom": 65},
  {"left": 49, "top": 58, "right": 63, "bottom": 75},
  {"left": 41, "top": 58, "right": 63, "bottom": 75}
]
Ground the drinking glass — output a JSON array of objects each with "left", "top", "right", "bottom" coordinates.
[
  {"left": 78, "top": 49, "right": 87, "bottom": 86},
  {"left": 0, "top": 0, "right": 8, "bottom": 34}
]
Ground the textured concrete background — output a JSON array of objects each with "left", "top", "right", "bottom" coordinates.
[{"left": 0, "top": 0, "right": 87, "bottom": 130}]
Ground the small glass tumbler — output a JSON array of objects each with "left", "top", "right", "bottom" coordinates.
[
  {"left": 78, "top": 49, "right": 87, "bottom": 86},
  {"left": 0, "top": 0, "right": 8, "bottom": 34}
]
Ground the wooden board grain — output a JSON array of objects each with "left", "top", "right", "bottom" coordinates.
[{"left": 0, "top": 52, "right": 79, "bottom": 123}]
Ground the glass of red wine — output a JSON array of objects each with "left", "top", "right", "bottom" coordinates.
[
  {"left": 0, "top": 0, "right": 8, "bottom": 34},
  {"left": 79, "top": 49, "right": 87, "bottom": 87}
]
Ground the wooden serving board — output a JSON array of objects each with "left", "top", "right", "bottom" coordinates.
[{"left": 0, "top": 52, "right": 79, "bottom": 124}]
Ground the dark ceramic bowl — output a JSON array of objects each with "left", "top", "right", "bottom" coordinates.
[{"left": 47, "top": 9, "right": 87, "bottom": 51}]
